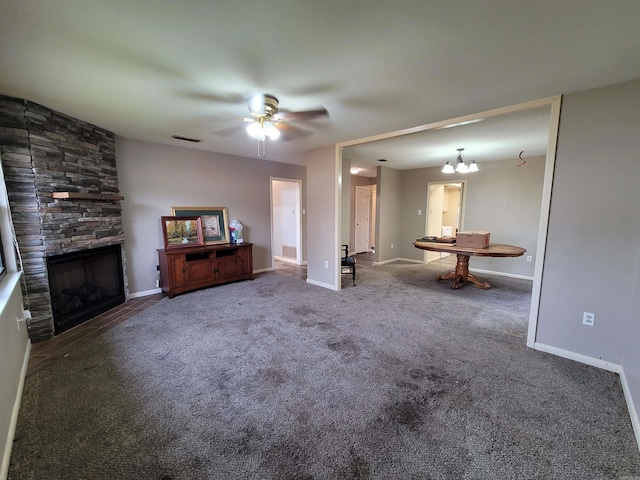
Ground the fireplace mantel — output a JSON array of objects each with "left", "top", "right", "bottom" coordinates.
[{"left": 52, "top": 192, "right": 124, "bottom": 201}]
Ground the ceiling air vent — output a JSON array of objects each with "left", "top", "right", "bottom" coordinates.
[{"left": 172, "top": 135, "right": 201, "bottom": 143}]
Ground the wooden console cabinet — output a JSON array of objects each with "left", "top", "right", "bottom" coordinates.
[{"left": 157, "top": 243, "right": 253, "bottom": 298}]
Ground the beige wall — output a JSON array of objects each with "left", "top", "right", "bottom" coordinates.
[
  {"left": 535, "top": 78, "right": 640, "bottom": 444},
  {"left": 116, "top": 137, "right": 306, "bottom": 295},
  {"left": 340, "top": 157, "right": 351, "bottom": 247},
  {"left": 537, "top": 79, "right": 640, "bottom": 369},
  {"left": 376, "top": 166, "right": 402, "bottom": 263},
  {"left": 398, "top": 156, "right": 546, "bottom": 277},
  {"left": 306, "top": 146, "right": 338, "bottom": 289}
]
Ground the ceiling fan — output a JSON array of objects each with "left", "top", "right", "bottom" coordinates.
[{"left": 240, "top": 93, "right": 329, "bottom": 142}]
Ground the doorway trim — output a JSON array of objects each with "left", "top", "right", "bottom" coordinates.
[
  {"left": 270, "top": 177, "right": 303, "bottom": 266},
  {"left": 335, "top": 95, "right": 562, "bottom": 347}
]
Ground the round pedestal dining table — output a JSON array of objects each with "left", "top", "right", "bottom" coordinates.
[{"left": 413, "top": 241, "right": 526, "bottom": 289}]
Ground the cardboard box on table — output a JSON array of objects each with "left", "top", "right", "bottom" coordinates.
[{"left": 456, "top": 231, "right": 490, "bottom": 248}]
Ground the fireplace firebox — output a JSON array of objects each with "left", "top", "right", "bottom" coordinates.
[{"left": 46, "top": 245, "right": 125, "bottom": 335}]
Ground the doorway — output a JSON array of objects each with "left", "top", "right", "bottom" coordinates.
[
  {"left": 425, "top": 182, "right": 464, "bottom": 262},
  {"left": 354, "top": 185, "right": 371, "bottom": 253},
  {"left": 271, "top": 178, "right": 302, "bottom": 266}
]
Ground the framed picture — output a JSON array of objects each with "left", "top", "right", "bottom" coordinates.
[
  {"left": 161, "top": 216, "right": 203, "bottom": 249},
  {"left": 170, "top": 206, "right": 230, "bottom": 245}
]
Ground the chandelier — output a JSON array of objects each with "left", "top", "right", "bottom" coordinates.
[{"left": 442, "top": 148, "right": 478, "bottom": 174}]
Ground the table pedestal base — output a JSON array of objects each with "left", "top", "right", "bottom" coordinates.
[{"left": 436, "top": 254, "right": 491, "bottom": 289}]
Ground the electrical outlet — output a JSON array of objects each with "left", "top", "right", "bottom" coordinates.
[
  {"left": 417, "top": 209, "right": 422, "bottom": 216},
  {"left": 582, "top": 312, "right": 595, "bottom": 326},
  {"left": 391, "top": 243, "right": 394, "bottom": 249},
  {"left": 526, "top": 256, "right": 533, "bottom": 262},
  {"left": 324, "top": 260, "right": 329, "bottom": 268}
]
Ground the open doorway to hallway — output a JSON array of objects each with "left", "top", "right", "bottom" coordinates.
[
  {"left": 271, "top": 178, "right": 303, "bottom": 272},
  {"left": 425, "top": 181, "right": 465, "bottom": 263}
]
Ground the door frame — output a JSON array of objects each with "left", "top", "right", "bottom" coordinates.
[
  {"left": 270, "top": 177, "right": 303, "bottom": 266},
  {"left": 336, "top": 95, "right": 562, "bottom": 347}
]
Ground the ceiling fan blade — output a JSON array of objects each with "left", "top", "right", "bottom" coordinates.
[
  {"left": 180, "top": 91, "right": 246, "bottom": 104},
  {"left": 276, "top": 122, "right": 315, "bottom": 141},
  {"left": 277, "top": 107, "right": 329, "bottom": 122},
  {"left": 212, "top": 125, "right": 245, "bottom": 137}
]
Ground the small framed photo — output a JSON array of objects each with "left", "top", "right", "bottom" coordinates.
[
  {"left": 171, "top": 206, "right": 230, "bottom": 245},
  {"left": 161, "top": 216, "right": 203, "bottom": 249}
]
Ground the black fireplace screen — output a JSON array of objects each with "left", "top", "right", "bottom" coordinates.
[{"left": 47, "top": 245, "right": 125, "bottom": 335}]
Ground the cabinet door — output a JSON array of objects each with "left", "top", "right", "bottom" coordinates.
[
  {"left": 237, "top": 246, "right": 252, "bottom": 275},
  {"left": 169, "top": 255, "right": 187, "bottom": 288},
  {"left": 216, "top": 256, "right": 240, "bottom": 279},
  {"left": 187, "top": 260, "right": 215, "bottom": 285}
]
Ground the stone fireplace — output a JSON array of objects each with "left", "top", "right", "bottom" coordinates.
[{"left": 0, "top": 95, "right": 128, "bottom": 342}]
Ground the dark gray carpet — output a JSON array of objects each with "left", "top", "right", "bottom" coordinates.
[{"left": 9, "top": 262, "right": 640, "bottom": 479}]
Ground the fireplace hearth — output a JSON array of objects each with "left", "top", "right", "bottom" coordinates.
[{"left": 47, "top": 245, "right": 125, "bottom": 335}]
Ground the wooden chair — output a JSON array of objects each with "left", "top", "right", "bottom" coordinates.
[{"left": 341, "top": 244, "right": 356, "bottom": 286}]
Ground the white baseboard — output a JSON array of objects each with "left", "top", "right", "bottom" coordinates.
[
  {"left": 533, "top": 343, "right": 639, "bottom": 452},
  {"left": 274, "top": 256, "right": 299, "bottom": 264},
  {"left": 129, "top": 288, "right": 162, "bottom": 298},
  {"left": 532, "top": 342, "right": 621, "bottom": 373},
  {"left": 306, "top": 278, "right": 338, "bottom": 291},
  {"left": 373, "top": 257, "right": 423, "bottom": 265},
  {"left": 1, "top": 340, "right": 30, "bottom": 480},
  {"left": 254, "top": 267, "right": 274, "bottom": 274},
  {"left": 620, "top": 367, "right": 640, "bottom": 452},
  {"left": 398, "top": 258, "right": 424, "bottom": 264},
  {"left": 469, "top": 268, "right": 534, "bottom": 281}
]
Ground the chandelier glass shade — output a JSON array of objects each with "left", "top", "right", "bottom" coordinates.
[{"left": 441, "top": 161, "right": 455, "bottom": 174}]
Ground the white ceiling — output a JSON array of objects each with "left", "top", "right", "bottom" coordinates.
[
  {"left": 343, "top": 105, "right": 552, "bottom": 176},
  {"left": 1, "top": 1, "right": 639, "bottom": 167}
]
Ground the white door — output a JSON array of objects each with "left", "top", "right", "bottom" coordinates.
[{"left": 355, "top": 186, "right": 370, "bottom": 253}]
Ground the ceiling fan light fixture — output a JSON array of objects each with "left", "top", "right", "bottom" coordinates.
[
  {"left": 264, "top": 121, "right": 280, "bottom": 139},
  {"left": 246, "top": 121, "right": 267, "bottom": 141}
]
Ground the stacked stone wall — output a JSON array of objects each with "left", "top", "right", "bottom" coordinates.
[{"left": 0, "top": 95, "right": 126, "bottom": 341}]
